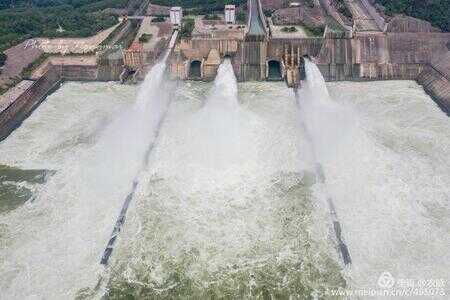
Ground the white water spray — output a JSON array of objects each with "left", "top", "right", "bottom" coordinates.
[
  {"left": 1, "top": 45, "right": 448, "bottom": 298},
  {"left": 298, "top": 59, "right": 450, "bottom": 292},
  {"left": 100, "top": 31, "right": 179, "bottom": 265},
  {"left": 296, "top": 59, "right": 352, "bottom": 266},
  {"left": 204, "top": 58, "right": 239, "bottom": 109},
  {"left": 297, "top": 60, "right": 358, "bottom": 163},
  {"left": 0, "top": 32, "right": 177, "bottom": 298},
  {"left": 104, "top": 58, "right": 345, "bottom": 298},
  {"left": 184, "top": 58, "right": 250, "bottom": 172}
]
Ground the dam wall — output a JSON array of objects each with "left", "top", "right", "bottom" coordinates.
[
  {"left": 268, "top": 38, "right": 323, "bottom": 60},
  {"left": 0, "top": 56, "right": 125, "bottom": 141},
  {"left": 171, "top": 39, "right": 240, "bottom": 81},
  {"left": 59, "top": 65, "right": 99, "bottom": 81},
  {"left": 170, "top": 24, "right": 450, "bottom": 112},
  {"left": 315, "top": 32, "right": 450, "bottom": 81},
  {"left": 417, "top": 52, "right": 450, "bottom": 114},
  {"left": 0, "top": 59, "right": 123, "bottom": 141},
  {"left": 98, "top": 59, "right": 124, "bottom": 81},
  {"left": 172, "top": 28, "right": 450, "bottom": 83},
  {"left": 0, "top": 66, "right": 62, "bottom": 141}
]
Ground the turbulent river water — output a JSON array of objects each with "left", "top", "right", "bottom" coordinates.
[{"left": 0, "top": 60, "right": 449, "bottom": 299}]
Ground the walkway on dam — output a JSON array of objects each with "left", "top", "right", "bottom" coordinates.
[{"left": 345, "top": 0, "right": 381, "bottom": 31}]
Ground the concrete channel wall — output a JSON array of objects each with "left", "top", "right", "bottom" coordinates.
[
  {"left": 417, "top": 52, "right": 450, "bottom": 114},
  {"left": 0, "top": 60, "right": 124, "bottom": 141},
  {"left": 0, "top": 65, "right": 62, "bottom": 141}
]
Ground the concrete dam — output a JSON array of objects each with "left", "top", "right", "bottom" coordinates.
[
  {"left": 0, "top": 0, "right": 450, "bottom": 298},
  {"left": 165, "top": 0, "right": 450, "bottom": 110},
  {"left": 1, "top": 0, "right": 450, "bottom": 143}
]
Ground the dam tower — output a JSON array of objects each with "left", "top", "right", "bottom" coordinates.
[{"left": 240, "top": 0, "right": 268, "bottom": 81}]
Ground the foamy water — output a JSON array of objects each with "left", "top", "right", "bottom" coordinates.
[
  {"left": 0, "top": 62, "right": 448, "bottom": 298},
  {"left": 0, "top": 54, "right": 175, "bottom": 298},
  {"left": 298, "top": 60, "right": 450, "bottom": 295},
  {"left": 106, "top": 62, "right": 342, "bottom": 298},
  {"left": 326, "top": 80, "right": 450, "bottom": 292}
]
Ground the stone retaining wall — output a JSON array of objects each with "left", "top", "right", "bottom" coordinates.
[
  {"left": 60, "top": 65, "right": 99, "bottom": 81},
  {"left": 417, "top": 52, "right": 450, "bottom": 114},
  {"left": 0, "top": 60, "right": 123, "bottom": 141},
  {"left": 0, "top": 66, "right": 62, "bottom": 141}
]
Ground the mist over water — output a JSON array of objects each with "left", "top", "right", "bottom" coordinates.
[
  {"left": 106, "top": 60, "right": 344, "bottom": 298},
  {"left": 0, "top": 56, "right": 174, "bottom": 298},
  {"left": 299, "top": 60, "right": 450, "bottom": 294},
  {"left": 185, "top": 59, "right": 247, "bottom": 172},
  {"left": 297, "top": 60, "right": 358, "bottom": 162}
]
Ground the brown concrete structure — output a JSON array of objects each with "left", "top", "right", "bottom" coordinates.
[
  {"left": 417, "top": 52, "right": 450, "bottom": 114},
  {"left": 123, "top": 41, "right": 145, "bottom": 70},
  {"left": 0, "top": 66, "right": 62, "bottom": 141},
  {"left": 169, "top": 1, "right": 450, "bottom": 85},
  {"left": 0, "top": 57, "right": 127, "bottom": 141},
  {"left": 167, "top": 0, "right": 450, "bottom": 112}
]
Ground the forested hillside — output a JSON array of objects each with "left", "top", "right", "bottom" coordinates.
[
  {"left": 0, "top": 0, "right": 130, "bottom": 52},
  {"left": 151, "top": 0, "right": 246, "bottom": 15},
  {"left": 375, "top": 0, "right": 449, "bottom": 31}
]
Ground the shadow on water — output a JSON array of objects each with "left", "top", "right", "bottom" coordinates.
[{"left": 0, "top": 164, "right": 54, "bottom": 213}]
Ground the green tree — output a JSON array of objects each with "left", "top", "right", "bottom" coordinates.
[
  {"left": 0, "top": 0, "right": 127, "bottom": 52},
  {"left": 180, "top": 18, "right": 195, "bottom": 38},
  {"left": 151, "top": 16, "right": 166, "bottom": 22},
  {"left": 236, "top": 11, "right": 246, "bottom": 23},
  {"left": 138, "top": 33, "right": 153, "bottom": 42},
  {"left": 204, "top": 14, "right": 221, "bottom": 20},
  {"left": 376, "top": 0, "right": 449, "bottom": 31},
  {"left": 0, "top": 52, "right": 7, "bottom": 66}
]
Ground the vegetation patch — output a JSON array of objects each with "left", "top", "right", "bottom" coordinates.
[
  {"left": 0, "top": 78, "right": 20, "bottom": 95},
  {"left": 0, "top": 0, "right": 128, "bottom": 52},
  {"left": 151, "top": 0, "right": 246, "bottom": 15},
  {"left": 263, "top": 9, "right": 274, "bottom": 17},
  {"left": 0, "top": 52, "right": 6, "bottom": 67},
  {"left": 236, "top": 11, "right": 246, "bottom": 24},
  {"left": 203, "top": 14, "right": 221, "bottom": 20},
  {"left": 305, "top": 0, "right": 315, "bottom": 8},
  {"left": 151, "top": 16, "right": 166, "bottom": 22},
  {"left": 179, "top": 18, "right": 195, "bottom": 38},
  {"left": 138, "top": 33, "right": 153, "bottom": 43},
  {"left": 281, "top": 26, "right": 298, "bottom": 33},
  {"left": 334, "top": 0, "right": 353, "bottom": 19},
  {"left": 302, "top": 23, "right": 325, "bottom": 36},
  {"left": 21, "top": 53, "right": 51, "bottom": 79}
]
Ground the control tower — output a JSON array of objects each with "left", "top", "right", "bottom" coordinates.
[{"left": 241, "top": 0, "right": 268, "bottom": 80}]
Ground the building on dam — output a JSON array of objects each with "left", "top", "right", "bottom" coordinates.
[{"left": 163, "top": 0, "right": 450, "bottom": 90}]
